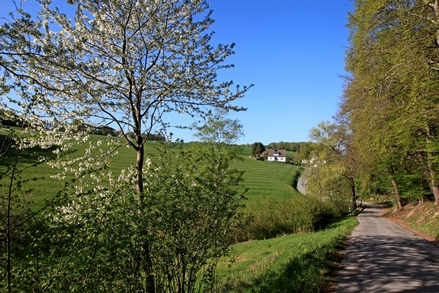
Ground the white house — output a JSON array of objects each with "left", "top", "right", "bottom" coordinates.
[{"left": 261, "top": 149, "right": 287, "bottom": 162}]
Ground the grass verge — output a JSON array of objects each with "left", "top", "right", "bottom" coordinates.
[{"left": 215, "top": 216, "right": 358, "bottom": 292}]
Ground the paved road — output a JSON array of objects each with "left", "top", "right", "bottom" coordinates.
[
  {"left": 297, "top": 172, "right": 307, "bottom": 194},
  {"left": 336, "top": 203, "right": 439, "bottom": 293}
]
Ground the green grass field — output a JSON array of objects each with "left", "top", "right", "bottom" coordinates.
[
  {"left": 0, "top": 131, "right": 301, "bottom": 211},
  {"left": 233, "top": 148, "right": 301, "bottom": 207}
]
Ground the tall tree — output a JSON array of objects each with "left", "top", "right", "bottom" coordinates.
[
  {"left": 36, "top": 0, "right": 247, "bottom": 197},
  {"left": 1, "top": 0, "right": 252, "bottom": 291},
  {"left": 344, "top": 0, "right": 439, "bottom": 205}
]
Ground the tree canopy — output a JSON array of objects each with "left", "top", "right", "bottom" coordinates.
[
  {"left": 251, "top": 142, "right": 265, "bottom": 158},
  {"left": 321, "top": 0, "right": 439, "bottom": 207}
]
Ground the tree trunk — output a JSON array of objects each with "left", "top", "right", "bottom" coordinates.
[
  {"left": 136, "top": 145, "right": 144, "bottom": 207},
  {"left": 6, "top": 146, "right": 21, "bottom": 293},
  {"left": 426, "top": 151, "right": 439, "bottom": 204},
  {"left": 432, "top": 0, "right": 439, "bottom": 63},
  {"left": 349, "top": 176, "right": 357, "bottom": 211},
  {"left": 135, "top": 140, "right": 155, "bottom": 293},
  {"left": 391, "top": 177, "right": 403, "bottom": 210},
  {"left": 428, "top": 178, "right": 439, "bottom": 205},
  {"left": 425, "top": 123, "right": 439, "bottom": 204}
]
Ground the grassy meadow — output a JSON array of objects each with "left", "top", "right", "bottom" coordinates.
[
  {"left": 0, "top": 130, "right": 301, "bottom": 211},
  {"left": 234, "top": 146, "right": 301, "bottom": 203}
]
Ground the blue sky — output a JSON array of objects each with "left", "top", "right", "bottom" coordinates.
[
  {"left": 3, "top": 0, "right": 354, "bottom": 145},
  {"left": 201, "top": 0, "right": 355, "bottom": 144}
]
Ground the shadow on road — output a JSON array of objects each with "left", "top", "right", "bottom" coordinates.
[
  {"left": 337, "top": 204, "right": 439, "bottom": 293},
  {"left": 338, "top": 236, "right": 439, "bottom": 292}
]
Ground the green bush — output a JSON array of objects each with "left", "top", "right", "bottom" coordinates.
[{"left": 235, "top": 196, "right": 341, "bottom": 241}]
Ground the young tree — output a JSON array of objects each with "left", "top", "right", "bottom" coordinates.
[
  {"left": 193, "top": 109, "right": 244, "bottom": 146},
  {"left": 308, "top": 120, "right": 358, "bottom": 212}
]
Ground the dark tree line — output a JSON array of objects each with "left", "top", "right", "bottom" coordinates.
[{"left": 266, "top": 141, "right": 310, "bottom": 152}]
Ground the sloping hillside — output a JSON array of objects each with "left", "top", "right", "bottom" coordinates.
[{"left": 385, "top": 202, "right": 439, "bottom": 244}]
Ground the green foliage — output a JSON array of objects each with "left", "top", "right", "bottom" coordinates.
[
  {"left": 0, "top": 108, "right": 21, "bottom": 127},
  {"left": 0, "top": 122, "right": 119, "bottom": 292},
  {"left": 193, "top": 109, "right": 244, "bottom": 145},
  {"left": 251, "top": 142, "right": 265, "bottom": 158},
  {"left": 238, "top": 196, "right": 342, "bottom": 241},
  {"left": 294, "top": 142, "right": 315, "bottom": 164},
  {"left": 1, "top": 139, "right": 248, "bottom": 292},
  {"left": 343, "top": 0, "right": 439, "bottom": 206},
  {"left": 266, "top": 141, "right": 310, "bottom": 153},
  {"left": 307, "top": 121, "right": 358, "bottom": 212},
  {"left": 143, "top": 142, "right": 248, "bottom": 291}
]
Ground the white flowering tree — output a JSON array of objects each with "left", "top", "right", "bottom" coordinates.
[
  {"left": 0, "top": 89, "right": 122, "bottom": 292},
  {"left": 1, "top": 0, "right": 251, "bottom": 291},
  {"left": 7, "top": 0, "right": 250, "bottom": 201}
]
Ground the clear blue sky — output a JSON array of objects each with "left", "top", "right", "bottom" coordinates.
[
  {"left": 200, "top": 0, "right": 355, "bottom": 145},
  {"left": 3, "top": 0, "right": 354, "bottom": 145}
]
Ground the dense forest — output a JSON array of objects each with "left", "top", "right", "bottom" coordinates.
[{"left": 304, "top": 0, "right": 439, "bottom": 210}]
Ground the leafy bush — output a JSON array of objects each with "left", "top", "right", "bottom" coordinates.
[{"left": 235, "top": 196, "right": 341, "bottom": 241}]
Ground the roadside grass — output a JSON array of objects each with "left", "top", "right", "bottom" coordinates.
[
  {"left": 215, "top": 216, "right": 358, "bottom": 292},
  {"left": 404, "top": 202, "right": 439, "bottom": 239}
]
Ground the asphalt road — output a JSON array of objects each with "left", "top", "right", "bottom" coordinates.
[
  {"left": 336, "top": 203, "right": 439, "bottom": 293},
  {"left": 297, "top": 172, "right": 307, "bottom": 194}
]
